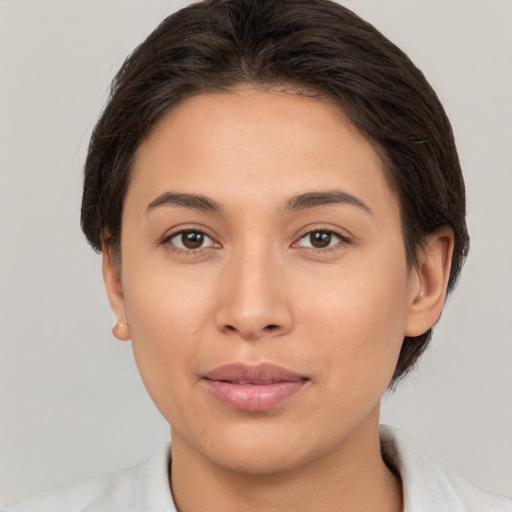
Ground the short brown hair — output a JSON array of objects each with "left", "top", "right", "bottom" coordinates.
[{"left": 81, "top": 0, "right": 469, "bottom": 384}]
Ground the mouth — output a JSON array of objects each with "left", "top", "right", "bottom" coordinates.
[{"left": 202, "top": 363, "right": 309, "bottom": 412}]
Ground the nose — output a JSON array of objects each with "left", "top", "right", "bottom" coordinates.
[{"left": 214, "top": 246, "right": 293, "bottom": 341}]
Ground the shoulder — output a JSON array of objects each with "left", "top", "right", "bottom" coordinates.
[
  {"left": 2, "top": 443, "right": 175, "bottom": 512},
  {"left": 380, "top": 425, "right": 512, "bottom": 512}
]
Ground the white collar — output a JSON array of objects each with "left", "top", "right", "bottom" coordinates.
[{"left": 7, "top": 426, "right": 511, "bottom": 511}]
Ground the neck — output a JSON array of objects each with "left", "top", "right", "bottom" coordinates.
[{"left": 170, "top": 408, "right": 402, "bottom": 512}]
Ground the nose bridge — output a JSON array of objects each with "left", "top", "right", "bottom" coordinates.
[{"left": 216, "top": 237, "right": 292, "bottom": 339}]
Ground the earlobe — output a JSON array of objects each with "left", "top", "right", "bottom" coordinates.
[
  {"left": 112, "top": 321, "right": 131, "bottom": 342},
  {"left": 101, "top": 242, "right": 131, "bottom": 341},
  {"left": 404, "top": 227, "right": 454, "bottom": 337}
]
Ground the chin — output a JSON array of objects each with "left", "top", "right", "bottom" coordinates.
[
  {"left": 206, "top": 441, "right": 312, "bottom": 476},
  {"left": 178, "top": 417, "right": 343, "bottom": 477}
]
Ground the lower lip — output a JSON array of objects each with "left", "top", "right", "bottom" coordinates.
[{"left": 203, "top": 379, "right": 307, "bottom": 412}]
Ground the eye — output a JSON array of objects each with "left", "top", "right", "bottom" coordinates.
[
  {"left": 295, "top": 230, "right": 346, "bottom": 249},
  {"left": 167, "top": 230, "right": 216, "bottom": 250}
]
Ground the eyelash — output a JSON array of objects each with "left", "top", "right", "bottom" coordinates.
[
  {"left": 160, "top": 228, "right": 219, "bottom": 256},
  {"left": 160, "top": 227, "right": 351, "bottom": 256},
  {"left": 293, "top": 229, "right": 351, "bottom": 253}
]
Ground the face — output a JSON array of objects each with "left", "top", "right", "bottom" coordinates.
[{"left": 105, "top": 89, "right": 433, "bottom": 475}]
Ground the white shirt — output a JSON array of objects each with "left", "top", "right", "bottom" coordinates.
[{"left": 4, "top": 426, "right": 511, "bottom": 511}]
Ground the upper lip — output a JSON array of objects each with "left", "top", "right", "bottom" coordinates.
[{"left": 203, "top": 363, "right": 307, "bottom": 384}]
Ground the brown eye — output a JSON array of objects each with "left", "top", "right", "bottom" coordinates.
[
  {"left": 310, "top": 231, "right": 332, "bottom": 248},
  {"left": 296, "top": 230, "right": 344, "bottom": 250},
  {"left": 169, "top": 230, "right": 214, "bottom": 250},
  {"left": 182, "top": 231, "right": 204, "bottom": 249}
]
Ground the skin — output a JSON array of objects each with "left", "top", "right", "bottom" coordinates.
[{"left": 104, "top": 88, "right": 453, "bottom": 512}]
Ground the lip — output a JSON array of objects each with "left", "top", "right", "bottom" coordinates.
[{"left": 202, "top": 363, "right": 309, "bottom": 412}]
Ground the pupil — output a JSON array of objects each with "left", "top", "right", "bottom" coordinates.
[
  {"left": 182, "top": 231, "right": 204, "bottom": 249},
  {"left": 311, "top": 231, "right": 331, "bottom": 248}
]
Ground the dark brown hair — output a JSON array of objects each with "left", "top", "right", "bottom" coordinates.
[{"left": 81, "top": 0, "right": 469, "bottom": 384}]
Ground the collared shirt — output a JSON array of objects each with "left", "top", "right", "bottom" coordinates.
[{"left": 4, "top": 426, "right": 511, "bottom": 511}]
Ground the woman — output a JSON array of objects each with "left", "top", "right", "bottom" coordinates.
[{"left": 4, "top": 0, "right": 511, "bottom": 510}]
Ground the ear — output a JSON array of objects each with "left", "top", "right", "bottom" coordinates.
[
  {"left": 404, "top": 227, "right": 454, "bottom": 337},
  {"left": 102, "top": 241, "right": 131, "bottom": 341}
]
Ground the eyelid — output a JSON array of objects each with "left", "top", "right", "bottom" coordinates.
[
  {"left": 170, "top": 230, "right": 215, "bottom": 248},
  {"left": 158, "top": 224, "right": 351, "bottom": 253},
  {"left": 159, "top": 224, "right": 221, "bottom": 253},
  {"left": 291, "top": 226, "right": 352, "bottom": 250},
  {"left": 160, "top": 223, "right": 217, "bottom": 241}
]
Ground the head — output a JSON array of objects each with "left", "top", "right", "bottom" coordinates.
[
  {"left": 81, "top": 1, "right": 468, "bottom": 478},
  {"left": 81, "top": 0, "right": 468, "bottom": 387}
]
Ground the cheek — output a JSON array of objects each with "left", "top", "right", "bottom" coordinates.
[
  {"left": 123, "top": 252, "right": 217, "bottom": 333},
  {"left": 298, "top": 256, "right": 410, "bottom": 387},
  {"left": 121, "top": 265, "right": 216, "bottom": 409},
  {"left": 126, "top": 280, "right": 202, "bottom": 344}
]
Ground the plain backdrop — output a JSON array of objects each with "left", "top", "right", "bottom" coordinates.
[{"left": 1, "top": 0, "right": 511, "bottom": 506}]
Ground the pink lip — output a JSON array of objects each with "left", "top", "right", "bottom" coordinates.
[{"left": 202, "top": 363, "right": 309, "bottom": 412}]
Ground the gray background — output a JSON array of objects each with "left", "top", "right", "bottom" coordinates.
[{"left": 1, "top": 0, "right": 511, "bottom": 505}]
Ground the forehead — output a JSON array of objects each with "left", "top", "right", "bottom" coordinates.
[{"left": 128, "top": 89, "right": 398, "bottom": 218}]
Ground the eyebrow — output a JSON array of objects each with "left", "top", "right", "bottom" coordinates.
[
  {"left": 146, "top": 189, "right": 371, "bottom": 215},
  {"left": 285, "top": 191, "right": 372, "bottom": 214},
  {"left": 146, "top": 192, "right": 223, "bottom": 213}
]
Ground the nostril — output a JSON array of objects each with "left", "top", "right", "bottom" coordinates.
[{"left": 264, "top": 324, "right": 279, "bottom": 331}]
